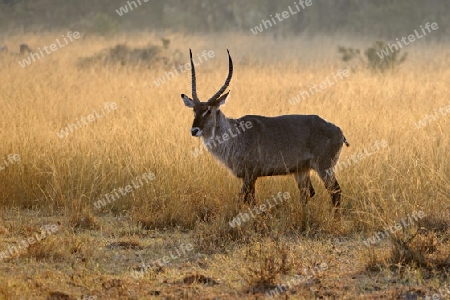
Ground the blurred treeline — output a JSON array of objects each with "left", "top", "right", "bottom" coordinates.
[{"left": 0, "top": 0, "right": 448, "bottom": 38}]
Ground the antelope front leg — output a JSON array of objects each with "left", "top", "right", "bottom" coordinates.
[{"left": 240, "top": 177, "right": 256, "bottom": 205}]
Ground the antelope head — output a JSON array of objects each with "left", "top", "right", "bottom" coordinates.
[{"left": 181, "top": 49, "right": 233, "bottom": 138}]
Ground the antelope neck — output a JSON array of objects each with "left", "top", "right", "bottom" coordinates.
[{"left": 202, "top": 110, "right": 236, "bottom": 142}]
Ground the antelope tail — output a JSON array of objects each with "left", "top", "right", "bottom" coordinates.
[{"left": 343, "top": 136, "right": 350, "bottom": 147}]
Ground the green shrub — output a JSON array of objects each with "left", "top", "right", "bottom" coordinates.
[{"left": 338, "top": 41, "right": 407, "bottom": 73}]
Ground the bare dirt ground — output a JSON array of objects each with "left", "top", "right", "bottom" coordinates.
[{"left": 1, "top": 210, "right": 449, "bottom": 300}]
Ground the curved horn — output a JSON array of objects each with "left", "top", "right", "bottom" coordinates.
[
  {"left": 208, "top": 49, "right": 233, "bottom": 104},
  {"left": 189, "top": 49, "right": 200, "bottom": 102}
]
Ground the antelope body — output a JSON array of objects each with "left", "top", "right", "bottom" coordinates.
[{"left": 181, "top": 49, "right": 349, "bottom": 207}]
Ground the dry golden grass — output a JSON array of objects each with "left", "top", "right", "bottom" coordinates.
[{"left": 0, "top": 32, "right": 449, "bottom": 299}]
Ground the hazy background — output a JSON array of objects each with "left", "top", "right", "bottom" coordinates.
[{"left": 0, "top": 0, "right": 449, "bottom": 39}]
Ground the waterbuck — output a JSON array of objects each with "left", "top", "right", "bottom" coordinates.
[{"left": 181, "top": 49, "right": 349, "bottom": 208}]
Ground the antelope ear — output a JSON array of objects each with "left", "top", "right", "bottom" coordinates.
[
  {"left": 216, "top": 91, "right": 230, "bottom": 107},
  {"left": 181, "top": 94, "right": 195, "bottom": 108}
]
